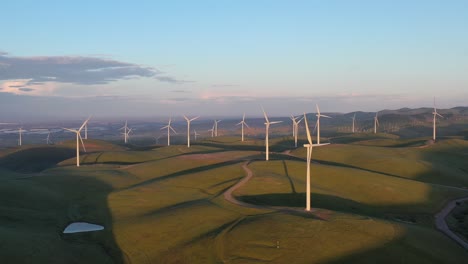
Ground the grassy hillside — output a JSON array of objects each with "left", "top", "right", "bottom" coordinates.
[{"left": 0, "top": 136, "right": 467, "bottom": 263}]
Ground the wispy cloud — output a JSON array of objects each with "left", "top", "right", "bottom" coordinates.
[
  {"left": 0, "top": 52, "right": 158, "bottom": 85},
  {"left": 155, "top": 76, "right": 194, "bottom": 84}
]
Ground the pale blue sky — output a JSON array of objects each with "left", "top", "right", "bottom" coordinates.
[{"left": 1, "top": 0, "right": 467, "bottom": 118}]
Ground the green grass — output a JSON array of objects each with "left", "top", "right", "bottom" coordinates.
[{"left": 1, "top": 136, "right": 467, "bottom": 263}]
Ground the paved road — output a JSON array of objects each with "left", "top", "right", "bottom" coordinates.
[{"left": 435, "top": 197, "right": 468, "bottom": 250}]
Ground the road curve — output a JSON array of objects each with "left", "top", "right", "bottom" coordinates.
[{"left": 435, "top": 197, "right": 468, "bottom": 250}]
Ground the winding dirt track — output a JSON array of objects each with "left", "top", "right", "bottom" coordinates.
[
  {"left": 435, "top": 197, "right": 468, "bottom": 249},
  {"left": 223, "top": 156, "right": 468, "bottom": 248}
]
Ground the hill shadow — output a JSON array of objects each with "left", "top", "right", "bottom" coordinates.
[
  {"left": 0, "top": 146, "right": 75, "bottom": 173},
  {"left": 0, "top": 169, "right": 125, "bottom": 263}
]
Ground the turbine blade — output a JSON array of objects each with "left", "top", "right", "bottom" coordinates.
[
  {"left": 242, "top": 113, "right": 245, "bottom": 121},
  {"left": 269, "top": 121, "right": 283, "bottom": 125},
  {"left": 304, "top": 113, "right": 312, "bottom": 145},
  {"left": 62, "top": 127, "right": 77, "bottom": 133},
  {"left": 161, "top": 125, "right": 169, "bottom": 130},
  {"left": 78, "top": 133, "right": 87, "bottom": 152},
  {"left": 313, "top": 120, "right": 318, "bottom": 134},
  {"left": 183, "top": 115, "right": 189, "bottom": 121},
  {"left": 437, "top": 113, "right": 444, "bottom": 118},
  {"left": 261, "top": 106, "right": 269, "bottom": 122},
  {"left": 316, "top": 104, "right": 320, "bottom": 115},
  {"left": 321, "top": 115, "right": 332, "bottom": 118},
  {"left": 170, "top": 126, "right": 177, "bottom": 134},
  {"left": 244, "top": 122, "right": 250, "bottom": 128},
  {"left": 190, "top": 116, "right": 200, "bottom": 121},
  {"left": 78, "top": 117, "right": 91, "bottom": 132}
]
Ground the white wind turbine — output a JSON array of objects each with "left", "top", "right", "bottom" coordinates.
[
  {"left": 208, "top": 125, "right": 214, "bottom": 137},
  {"left": 214, "top": 120, "right": 221, "bottom": 137},
  {"left": 432, "top": 98, "right": 443, "bottom": 141},
  {"left": 315, "top": 104, "right": 331, "bottom": 145},
  {"left": 351, "top": 113, "right": 356, "bottom": 133},
  {"left": 374, "top": 112, "right": 379, "bottom": 134},
  {"left": 194, "top": 130, "right": 200, "bottom": 141},
  {"left": 45, "top": 130, "right": 52, "bottom": 145},
  {"left": 236, "top": 113, "right": 249, "bottom": 142},
  {"left": 184, "top": 115, "right": 199, "bottom": 148},
  {"left": 18, "top": 127, "right": 24, "bottom": 146},
  {"left": 291, "top": 115, "right": 303, "bottom": 148},
  {"left": 119, "top": 121, "right": 130, "bottom": 144},
  {"left": 161, "top": 118, "right": 177, "bottom": 146},
  {"left": 83, "top": 115, "right": 91, "bottom": 139},
  {"left": 262, "top": 107, "right": 282, "bottom": 161},
  {"left": 62, "top": 118, "right": 90, "bottom": 167},
  {"left": 303, "top": 112, "right": 313, "bottom": 211}
]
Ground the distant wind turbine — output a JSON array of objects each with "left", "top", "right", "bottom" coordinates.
[
  {"left": 161, "top": 118, "right": 177, "bottom": 146},
  {"left": 184, "top": 115, "right": 199, "bottom": 148},
  {"left": 62, "top": 117, "right": 90, "bottom": 167},
  {"left": 374, "top": 112, "right": 379, "bottom": 134},
  {"left": 214, "top": 120, "right": 221, "bottom": 137},
  {"left": 262, "top": 107, "right": 282, "bottom": 161},
  {"left": 18, "top": 127, "right": 24, "bottom": 146},
  {"left": 194, "top": 130, "right": 200, "bottom": 141},
  {"left": 236, "top": 113, "right": 249, "bottom": 142},
  {"left": 208, "top": 124, "right": 215, "bottom": 137},
  {"left": 291, "top": 115, "right": 303, "bottom": 148},
  {"left": 84, "top": 115, "right": 92, "bottom": 139},
  {"left": 45, "top": 130, "right": 52, "bottom": 145},
  {"left": 433, "top": 98, "right": 443, "bottom": 141},
  {"left": 119, "top": 121, "right": 130, "bottom": 144},
  {"left": 303, "top": 112, "right": 313, "bottom": 211},
  {"left": 351, "top": 113, "right": 356, "bottom": 133},
  {"left": 315, "top": 104, "right": 331, "bottom": 145}
]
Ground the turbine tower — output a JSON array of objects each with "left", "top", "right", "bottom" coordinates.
[
  {"left": 161, "top": 118, "right": 176, "bottom": 146},
  {"left": 432, "top": 98, "right": 443, "bottom": 141},
  {"left": 214, "top": 120, "right": 221, "bottom": 137},
  {"left": 303, "top": 112, "right": 313, "bottom": 211},
  {"left": 351, "top": 113, "right": 356, "bottom": 133},
  {"left": 184, "top": 115, "right": 199, "bottom": 148},
  {"left": 291, "top": 115, "right": 303, "bottom": 148},
  {"left": 315, "top": 104, "right": 331, "bottom": 145},
  {"left": 62, "top": 117, "right": 90, "bottom": 167},
  {"left": 262, "top": 107, "right": 282, "bottom": 161},
  {"left": 18, "top": 127, "right": 23, "bottom": 146},
  {"left": 236, "top": 113, "right": 249, "bottom": 142},
  {"left": 374, "top": 112, "right": 379, "bottom": 134}
]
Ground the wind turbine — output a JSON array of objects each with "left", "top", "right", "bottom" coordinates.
[
  {"left": 18, "top": 127, "right": 24, "bottom": 146},
  {"left": 291, "top": 115, "right": 303, "bottom": 148},
  {"left": 303, "top": 112, "right": 313, "bottom": 211},
  {"left": 315, "top": 104, "right": 331, "bottom": 145},
  {"left": 214, "top": 120, "right": 221, "bottom": 137},
  {"left": 83, "top": 115, "right": 91, "bottom": 139},
  {"left": 351, "top": 113, "right": 356, "bottom": 133},
  {"left": 62, "top": 118, "right": 90, "bottom": 167},
  {"left": 433, "top": 98, "right": 443, "bottom": 141},
  {"left": 119, "top": 121, "right": 130, "bottom": 144},
  {"left": 374, "top": 112, "right": 379, "bottom": 134},
  {"left": 208, "top": 124, "right": 215, "bottom": 137},
  {"left": 161, "top": 118, "right": 176, "bottom": 146},
  {"left": 194, "top": 130, "right": 200, "bottom": 141},
  {"left": 236, "top": 113, "right": 249, "bottom": 142},
  {"left": 262, "top": 107, "right": 282, "bottom": 161},
  {"left": 45, "top": 130, "right": 52, "bottom": 145},
  {"left": 184, "top": 115, "right": 199, "bottom": 148}
]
